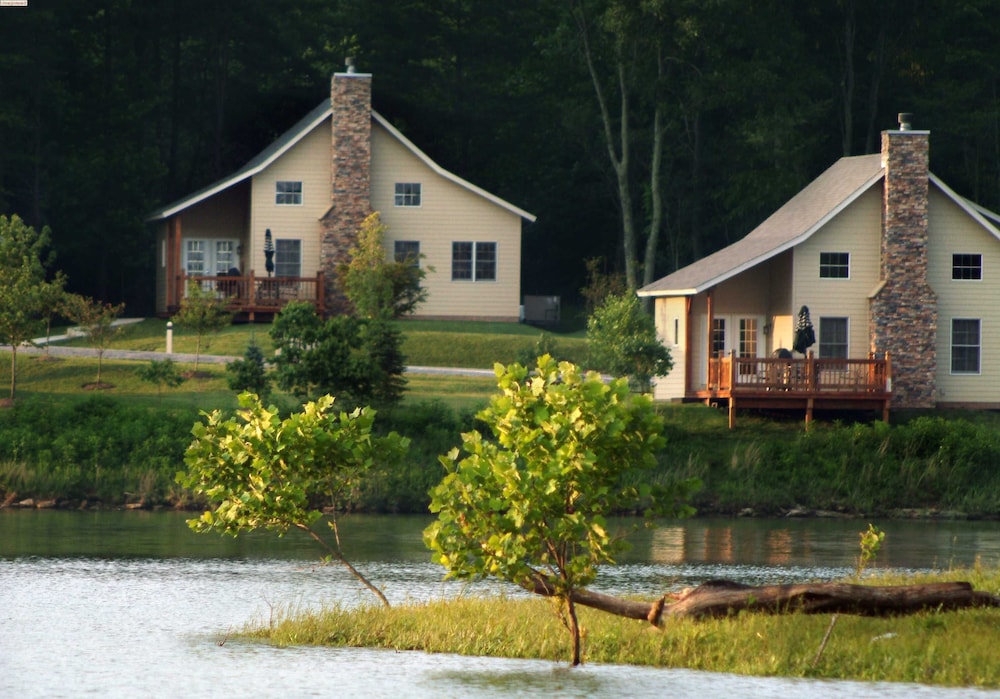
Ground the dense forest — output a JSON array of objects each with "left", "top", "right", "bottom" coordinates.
[{"left": 2, "top": 0, "right": 999, "bottom": 312}]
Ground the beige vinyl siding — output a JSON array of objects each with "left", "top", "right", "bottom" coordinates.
[
  {"left": 928, "top": 188, "right": 1000, "bottom": 404},
  {"left": 791, "top": 185, "right": 881, "bottom": 358},
  {"left": 653, "top": 297, "right": 688, "bottom": 400},
  {"left": 248, "top": 121, "right": 331, "bottom": 278},
  {"left": 371, "top": 125, "right": 522, "bottom": 320}
]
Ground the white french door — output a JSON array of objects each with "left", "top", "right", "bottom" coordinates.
[
  {"left": 184, "top": 239, "right": 239, "bottom": 276},
  {"left": 700, "top": 315, "right": 765, "bottom": 385}
]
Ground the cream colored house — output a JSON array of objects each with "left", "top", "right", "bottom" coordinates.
[
  {"left": 149, "top": 69, "right": 535, "bottom": 321},
  {"left": 639, "top": 114, "right": 1000, "bottom": 418}
]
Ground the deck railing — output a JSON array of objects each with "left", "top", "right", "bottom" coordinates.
[
  {"left": 178, "top": 271, "right": 325, "bottom": 316},
  {"left": 708, "top": 352, "right": 890, "bottom": 395}
]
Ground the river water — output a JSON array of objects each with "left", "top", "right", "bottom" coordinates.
[{"left": 2, "top": 511, "right": 1000, "bottom": 698}]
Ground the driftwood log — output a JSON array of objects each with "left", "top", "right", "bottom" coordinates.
[{"left": 527, "top": 578, "right": 1000, "bottom": 626}]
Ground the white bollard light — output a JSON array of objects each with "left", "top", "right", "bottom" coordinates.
[{"left": 166, "top": 321, "right": 173, "bottom": 354}]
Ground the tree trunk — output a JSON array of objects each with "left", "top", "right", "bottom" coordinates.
[{"left": 526, "top": 577, "right": 1000, "bottom": 626}]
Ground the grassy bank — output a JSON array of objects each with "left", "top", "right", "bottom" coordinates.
[
  {"left": 6, "top": 318, "right": 1000, "bottom": 516},
  {"left": 247, "top": 566, "right": 1000, "bottom": 688}
]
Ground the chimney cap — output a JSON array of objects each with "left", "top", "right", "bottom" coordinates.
[
  {"left": 898, "top": 112, "right": 914, "bottom": 130},
  {"left": 345, "top": 57, "right": 355, "bottom": 73}
]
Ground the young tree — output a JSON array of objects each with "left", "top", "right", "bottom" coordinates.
[
  {"left": 0, "top": 215, "right": 50, "bottom": 400},
  {"left": 135, "top": 359, "right": 186, "bottom": 400},
  {"left": 173, "top": 282, "right": 233, "bottom": 372},
  {"left": 337, "top": 211, "right": 428, "bottom": 319},
  {"left": 225, "top": 344, "right": 272, "bottom": 402},
  {"left": 180, "top": 393, "right": 409, "bottom": 607},
  {"left": 62, "top": 295, "right": 126, "bottom": 387},
  {"left": 425, "top": 356, "right": 696, "bottom": 666},
  {"left": 36, "top": 271, "right": 68, "bottom": 359},
  {"left": 587, "top": 293, "right": 672, "bottom": 392}
]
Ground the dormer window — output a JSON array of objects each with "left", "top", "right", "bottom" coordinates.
[
  {"left": 394, "top": 182, "right": 421, "bottom": 207},
  {"left": 952, "top": 253, "right": 982, "bottom": 280},
  {"left": 275, "top": 181, "right": 302, "bottom": 205},
  {"left": 819, "top": 252, "right": 849, "bottom": 278}
]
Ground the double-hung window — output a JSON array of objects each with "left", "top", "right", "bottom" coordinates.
[
  {"left": 274, "top": 239, "right": 301, "bottom": 277},
  {"left": 819, "top": 252, "right": 850, "bottom": 278},
  {"left": 394, "top": 183, "right": 421, "bottom": 207},
  {"left": 952, "top": 254, "right": 982, "bottom": 280},
  {"left": 819, "top": 317, "right": 848, "bottom": 359},
  {"left": 951, "top": 318, "right": 981, "bottom": 374},
  {"left": 394, "top": 240, "right": 420, "bottom": 268},
  {"left": 276, "top": 181, "right": 302, "bottom": 205},
  {"left": 452, "top": 241, "right": 496, "bottom": 281}
]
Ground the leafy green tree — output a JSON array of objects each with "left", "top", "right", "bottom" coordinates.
[
  {"left": 269, "top": 301, "right": 406, "bottom": 408},
  {"left": 226, "top": 344, "right": 272, "bottom": 402},
  {"left": 337, "top": 211, "right": 429, "bottom": 319},
  {"left": 173, "top": 282, "right": 233, "bottom": 372},
  {"left": 36, "top": 271, "right": 68, "bottom": 359},
  {"left": 62, "top": 294, "right": 126, "bottom": 387},
  {"left": 587, "top": 293, "right": 672, "bottom": 392},
  {"left": 425, "top": 356, "right": 696, "bottom": 666},
  {"left": 135, "top": 359, "right": 186, "bottom": 400},
  {"left": 180, "top": 392, "right": 409, "bottom": 607},
  {"left": 0, "top": 215, "right": 51, "bottom": 400}
]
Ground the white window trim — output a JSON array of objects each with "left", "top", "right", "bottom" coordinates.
[
  {"left": 950, "top": 317, "right": 982, "bottom": 375},
  {"left": 451, "top": 241, "right": 497, "bottom": 282},
  {"left": 951, "top": 253, "right": 983, "bottom": 281},
  {"left": 819, "top": 251, "right": 850, "bottom": 280},
  {"left": 394, "top": 182, "right": 422, "bottom": 207},
  {"left": 275, "top": 180, "right": 303, "bottom": 206}
]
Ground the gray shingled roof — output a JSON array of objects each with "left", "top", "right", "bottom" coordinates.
[{"left": 638, "top": 154, "right": 885, "bottom": 296}]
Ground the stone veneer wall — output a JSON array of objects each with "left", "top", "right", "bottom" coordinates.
[
  {"left": 321, "top": 72, "right": 373, "bottom": 315},
  {"left": 870, "top": 128, "right": 938, "bottom": 408}
]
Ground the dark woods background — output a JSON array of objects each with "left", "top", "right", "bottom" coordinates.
[{"left": 2, "top": 0, "right": 998, "bottom": 312}]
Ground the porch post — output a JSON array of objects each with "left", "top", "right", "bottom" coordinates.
[
  {"left": 705, "top": 289, "right": 715, "bottom": 396},
  {"left": 684, "top": 297, "right": 693, "bottom": 397}
]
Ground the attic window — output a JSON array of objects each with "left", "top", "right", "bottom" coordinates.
[
  {"left": 394, "top": 182, "right": 422, "bottom": 207},
  {"left": 819, "top": 252, "right": 849, "bottom": 279},
  {"left": 952, "top": 254, "right": 982, "bottom": 280},
  {"left": 275, "top": 181, "right": 302, "bottom": 205}
]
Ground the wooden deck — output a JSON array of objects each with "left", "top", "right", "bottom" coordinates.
[
  {"left": 172, "top": 272, "right": 326, "bottom": 320},
  {"left": 701, "top": 352, "right": 892, "bottom": 428}
]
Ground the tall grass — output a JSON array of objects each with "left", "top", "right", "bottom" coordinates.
[{"left": 247, "top": 566, "right": 1000, "bottom": 687}]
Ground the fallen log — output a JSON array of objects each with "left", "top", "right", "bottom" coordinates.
[{"left": 525, "top": 576, "right": 1000, "bottom": 626}]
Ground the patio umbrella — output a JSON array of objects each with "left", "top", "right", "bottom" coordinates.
[
  {"left": 793, "top": 305, "right": 816, "bottom": 354},
  {"left": 264, "top": 229, "right": 275, "bottom": 277}
]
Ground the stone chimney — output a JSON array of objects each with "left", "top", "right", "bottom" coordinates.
[
  {"left": 870, "top": 113, "right": 937, "bottom": 408},
  {"left": 320, "top": 63, "right": 373, "bottom": 313}
]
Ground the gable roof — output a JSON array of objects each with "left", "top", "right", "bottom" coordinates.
[
  {"left": 147, "top": 100, "right": 536, "bottom": 223},
  {"left": 638, "top": 154, "right": 884, "bottom": 297},
  {"left": 638, "top": 153, "right": 1000, "bottom": 298}
]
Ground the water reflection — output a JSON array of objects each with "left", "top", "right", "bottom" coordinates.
[{"left": 4, "top": 512, "right": 1000, "bottom": 698}]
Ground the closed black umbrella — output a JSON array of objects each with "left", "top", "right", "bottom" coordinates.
[
  {"left": 264, "top": 229, "right": 275, "bottom": 277},
  {"left": 793, "top": 305, "right": 816, "bottom": 354}
]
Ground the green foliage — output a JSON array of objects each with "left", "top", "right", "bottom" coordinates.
[
  {"left": 580, "top": 257, "right": 627, "bottom": 314},
  {"left": 61, "top": 294, "right": 126, "bottom": 386},
  {"left": 0, "top": 395, "right": 198, "bottom": 505},
  {"left": 587, "top": 293, "right": 672, "bottom": 392},
  {"left": 269, "top": 301, "right": 406, "bottom": 408},
  {"left": 173, "top": 282, "right": 234, "bottom": 371},
  {"left": 225, "top": 344, "right": 272, "bottom": 402},
  {"left": 425, "top": 355, "right": 697, "bottom": 664},
  {"left": 856, "top": 523, "right": 885, "bottom": 577},
  {"left": 135, "top": 359, "right": 186, "bottom": 399},
  {"left": 180, "top": 392, "right": 409, "bottom": 605},
  {"left": 0, "top": 215, "right": 53, "bottom": 399},
  {"left": 337, "top": 212, "right": 429, "bottom": 319},
  {"left": 514, "top": 333, "right": 563, "bottom": 367}
]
